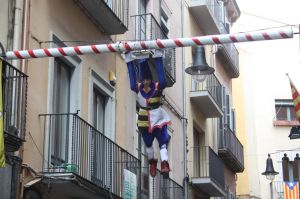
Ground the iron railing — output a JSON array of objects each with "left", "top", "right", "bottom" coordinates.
[
  {"left": 138, "top": 132, "right": 183, "bottom": 199},
  {"left": 220, "top": 43, "right": 239, "bottom": 71},
  {"left": 131, "top": 13, "right": 176, "bottom": 86},
  {"left": 152, "top": 169, "right": 183, "bottom": 199},
  {"left": 219, "top": 124, "right": 244, "bottom": 169},
  {"left": 40, "top": 113, "right": 140, "bottom": 198},
  {"left": 192, "top": 146, "right": 225, "bottom": 189},
  {"left": 104, "top": 0, "right": 129, "bottom": 27},
  {"left": 2, "top": 59, "right": 28, "bottom": 140},
  {"left": 191, "top": 74, "right": 223, "bottom": 109}
]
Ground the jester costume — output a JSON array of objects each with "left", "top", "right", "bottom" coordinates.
[{"left": 126, "top": 53, "right": 171, "bottom": 176}]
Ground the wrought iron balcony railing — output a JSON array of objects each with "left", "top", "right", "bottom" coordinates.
[
  {"left": 39, "top": 113, "right": 140, "bottom": 198},
  {"left": 191, "top": 74, "right": 223, "bottom": 110},
  {"left": 218, "top": 124, "right": 244, "bottom": 172},
  {"left": 152, "top": 169, "right": 183, "bottom": 199},
  {"left": 192, "top": 146, "right": 225, "bottom": 190},
  {"left": 1, "top": 59, "right": 28, "bottom": 152},
  {"left": 131, "top": 13, "right": 176, "bottom": 87}
]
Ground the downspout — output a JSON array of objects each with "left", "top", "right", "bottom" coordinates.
[
  {"left": 12, "top": 1, "right": 23, "bottom": 198},
  {"left": 21, "top": 0, "right": 29, "bottom": 74},
  {"left": 12, "top": 0, "right": 21, "bottom": 68},
  {"left": 18, "top": 0, "right": 30, "bottom": 198},
  {"left": 181, "top": 1, "right": 188, "bottom": 199}
]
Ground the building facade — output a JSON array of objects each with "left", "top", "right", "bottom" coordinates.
[
  {"left": 0, "top": 0, "right": 184, "bottom": 198},
  {"left": 184, "top": 0, "right": 243, "bottom": 198},
  {"left": 0, "top": 0, "right": 245, "bottom": 199}
]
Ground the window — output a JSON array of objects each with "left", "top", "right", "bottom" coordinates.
[
  {"left": 89, "top": 71, "right": 115, "bottom": 139},
  {"left": 50, "top": 58, "right": 73, "bottom": 165},
  {"left": 46, "top": 35, "right": 82, "bottom": 169},
  {"left": 93, "top": 88, "right": 107, "bottom": 133},
  {"left": 160, "top": 9, "right": 169, "bottom": 36},
  {"left": 138, "top": 0, "right": 147, "bottom": 41},
  {"left": 275, "top": 99, "right": 297, "bottom": 121},
  {"left": 224, "top": 91, "right": 235, "bottom": 133}
]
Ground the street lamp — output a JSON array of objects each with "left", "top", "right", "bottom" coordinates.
[
  {"left": 262, "top": 154, "right": 279, "bottom": 198},
  {"left": 185, "top": 46, "right": 215, "bottom": 81}
]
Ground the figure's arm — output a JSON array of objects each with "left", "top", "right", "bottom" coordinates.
[
  {"left": 154, "top": 57, "right": 167, "bottom": 90},
  {"left": 125, "top": 53, "right": 138, "bottom": 92}
]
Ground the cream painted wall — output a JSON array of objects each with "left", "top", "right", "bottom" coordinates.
[
  {"left": 232, "top": 0, "right": 300, "bottom": 197},
  {"left": 232, "top": 49, "right": 250, "bottom": 195},
  {"left": 0, "top": 0, "right": 9, "bottom": 50},
  {"left": 23, "top": 0, "right": 116, "bottom": 172},
  {"left": 184, "top": 0, "right": 238, "bottom": 195}
]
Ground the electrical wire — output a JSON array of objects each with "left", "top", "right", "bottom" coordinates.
[{"left": 241, "top": 11, "right": 292, "bottom": 26}]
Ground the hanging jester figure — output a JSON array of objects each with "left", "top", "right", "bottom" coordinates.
[{"left": 125, "top": 50, "right": 171, "bottom": 177}]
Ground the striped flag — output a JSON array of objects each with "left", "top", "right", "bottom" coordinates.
[
  {"left": 0, "top": 60, "right": 5, "bottom": 167},
  {"left": 288, "top": 77, "right": 300, "bottom": 123},
  {"left": 283, "top": 182, "right": 299, "bottom": 199}
]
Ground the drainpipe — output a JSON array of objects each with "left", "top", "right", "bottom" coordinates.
[
  {"left": 21, "top": 0, "right": 30, "bottom": 74},
  {"left": 18, "top": 0, "right": 30, "bottom": 198},
  {"left": 181, "top": 1, "right": 188, "bottom": 199},
  {"left": 12, "top": 0, "right": 21, "bottom": 68}
]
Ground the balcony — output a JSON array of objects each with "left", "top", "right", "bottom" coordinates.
[
  {"left": 74, "top": 0, "right": 129, "bottom": 34},
  {"left": 131, "top": 13, "right": 176, "bottom": 87},
  {"left": 189, "top": 0, "right": 224, "bottom": 35},
  {"left": 152, "top": 169, "right": 183, "bottom": 199},
  {"left": 218, "top": 124, "right": 244, "bottom": 172},
  {"left": 31, "top": 113, "right": 140, "bottom": 199},
  {"left": 191, "top": 146, "right": 226, "bottom": 197},
  {"left": 217, "top": 43, "right": 239, "bottom": 78},
  {"left": 190, "top": 74, "right": 223, "bottom": 118},
  {"left": 1, "top": 59, "right": 28, "bottom": 152}
]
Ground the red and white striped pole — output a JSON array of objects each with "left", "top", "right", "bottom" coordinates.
[{"left": 3, "top": 27, "right": 295, "bottom": 60}]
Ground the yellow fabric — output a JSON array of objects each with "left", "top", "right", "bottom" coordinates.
[
  {"left": 137, "top": 121, "right": 148, "bottom": 127},
  {"left": 296, "top": 109, "right": 300, "bottom": 118},
  {"left": 293, "top": 95, "right": 300, "bottom": 106},
  {"left": 0, "top": 61, "right": 5, "bottom": 167},
  {"left": 138, "top": 109, "right": 148, "bottom": 116},
  {"left": 148, "top": 97, "right": 160, "bottom": 103}
]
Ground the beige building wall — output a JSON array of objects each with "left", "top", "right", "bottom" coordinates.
[
  {"left": 23, "top": 0, "right": 117, "bottom": 173},
  {"left": 21, "top": 0, "right": 185, "bottom": 193},
  {"left": 184, "top": 1, "right": 238, "bottom": 197},
  {"left": 232, "top": 49, "right": 250, "bottom": 195}
]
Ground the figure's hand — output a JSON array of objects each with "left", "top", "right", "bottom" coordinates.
[
  {"left": 124, "top": 52, "right": 135, "bottom": 63},
  {"left": 151, "top": 49, "right": 164, "bottom": 58}
]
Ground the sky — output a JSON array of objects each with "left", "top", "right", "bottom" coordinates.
[{"left": 232, "top": 0, "right": 300, "bottom": 89}]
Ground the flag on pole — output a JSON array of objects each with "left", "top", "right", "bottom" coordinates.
[
  {"left": 283, "top": 182, "right": 299, "bottom": 199},
  {"left": 0, "top": 60, "right": 5, "bottom": 167},
  {"left": 288, "top": 76, "right": 300, "bottom": 123}
]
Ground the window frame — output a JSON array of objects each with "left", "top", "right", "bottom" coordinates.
[
  {"left": 88, "top": 70, "right": 115, "bottom": 140},
  {"left": 45, "top": 33, "right": 82, "bottom": 168},
  {"left": 274, "top": 99, "right": 298, "bottom": 126}
]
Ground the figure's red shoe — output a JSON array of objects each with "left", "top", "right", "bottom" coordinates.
[
  {"left": 161, "top": 161, "right": 170, "bottom": 173},
  {"left": 149, "top": 159, "right": 158, "bottom": 177}
]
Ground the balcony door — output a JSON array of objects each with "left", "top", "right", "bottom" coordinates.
[
  {"left": 51, "top": 58, "right": 72, "bottom": 166},
  {"left": 138, "top": 0, "right": 147, "bottom": 40}
]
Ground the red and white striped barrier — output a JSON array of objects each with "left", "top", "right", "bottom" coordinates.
[{"left": 3, "top": 27, "right": 294, "bottom": 60}]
